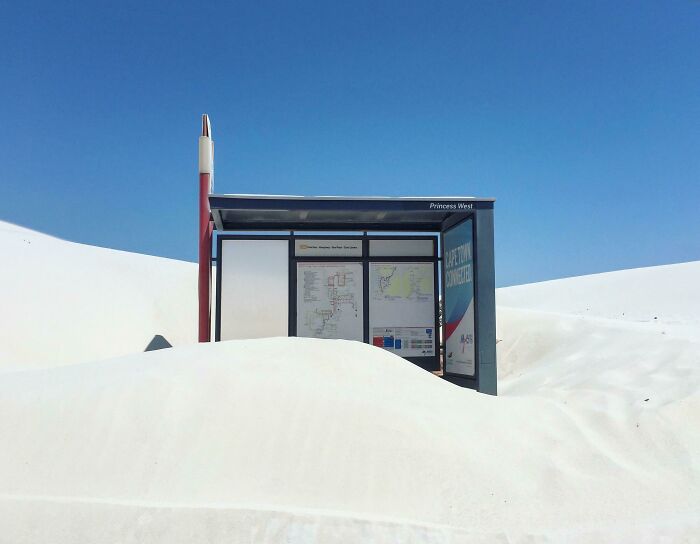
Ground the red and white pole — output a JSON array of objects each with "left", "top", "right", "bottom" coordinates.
[{"left": 198, "top": 114, "right": 214, "bottom": 342}]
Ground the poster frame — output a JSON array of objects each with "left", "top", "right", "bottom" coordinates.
[
  {"left": 294, "top": 260, "right": 365, "bottom": 342},
  {"left": 440, "top": 216, "right": 479, "bottom": 381},
  {"left": 368, "top": 260, "right": 439, "bottom": 360}
]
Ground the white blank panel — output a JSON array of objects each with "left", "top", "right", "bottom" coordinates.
[
  {"left": 219, "top": 239, "right": 288, "bottom": 340},
  {"left": 369, "top": 238, "right": 434, "bottom": 257}
]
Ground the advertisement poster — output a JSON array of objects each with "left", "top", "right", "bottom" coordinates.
[{"left": 444, "top": 219, "right": 475, "bottom": 376}]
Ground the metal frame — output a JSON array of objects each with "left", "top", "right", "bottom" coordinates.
[
  {"left": 216, "top": 233, "right": 441, "bottom": 371},
  {"left": 215, "top": 234, "right": 292, "bottom": 343}
]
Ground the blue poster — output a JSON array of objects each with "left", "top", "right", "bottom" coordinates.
[{"left": 444, "top": 219, "right": 475, "bottom": 376}]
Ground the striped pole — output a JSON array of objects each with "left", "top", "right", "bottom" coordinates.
[{"left": 198, "top": 114, "right": 214, "bottom": 342}]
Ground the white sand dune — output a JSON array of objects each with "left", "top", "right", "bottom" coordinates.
[
  {"left": 497, "top": 261, "right": 700, "bottom": 339},
  {"left": 0, "top": 221, "right": 197, "bottom": 370},
  {"left": 0, "top": 222, "right": 698, "bottom": 542}
]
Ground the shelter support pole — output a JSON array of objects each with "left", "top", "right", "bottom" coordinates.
[{"left": 474, "top": 208, "right": 497, "bottom": 394}]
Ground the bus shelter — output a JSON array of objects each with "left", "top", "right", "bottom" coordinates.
[{"left": 203, "top": 194, "right": 497, "bottom": 394}]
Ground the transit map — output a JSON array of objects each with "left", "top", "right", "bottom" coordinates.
[{"left": 296, "top": 262, "right": 364, "bottom": 341}]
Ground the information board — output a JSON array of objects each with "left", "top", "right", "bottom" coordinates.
[
  {"left": 443, "top": 219, "right": 475, "bottom": 376},
  {"left": 369, "top": 262, "right": 436, "bottom": 357},
  {"left": 296, "top": 262, "right": 364, "bottom": 341}
]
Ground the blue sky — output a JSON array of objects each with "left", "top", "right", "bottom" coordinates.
[{"left": 0, "top": 1, "right": 697, "bottom": 286}]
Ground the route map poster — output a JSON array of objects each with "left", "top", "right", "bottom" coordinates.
[
  {"left": 296, "top": 262, "right": 364, "bottom": 341},
  {"left": 444, "top": 219, "right": 475, "bottom": 376},
  {"left": 369, "top": 262, "right": 436, "bottom": 357}
]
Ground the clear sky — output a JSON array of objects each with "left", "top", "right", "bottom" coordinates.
[{"left": 0, "top": 1, "right": 697, "bottom": 286}]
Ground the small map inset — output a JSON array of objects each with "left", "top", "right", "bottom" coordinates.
[
  {"left": 372, "top": 264, "right": 433, "bottom": 302},
  {"left": 296, "top": 262, "right": 364, "bottom": 341}
]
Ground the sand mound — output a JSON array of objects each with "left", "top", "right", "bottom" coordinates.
[{"left": 1, "top": 336, "right": 698, "bottom": 542}]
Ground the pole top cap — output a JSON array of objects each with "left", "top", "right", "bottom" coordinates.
[{"left": 201, "top": 114, "right": 211, "bottom": 137}]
